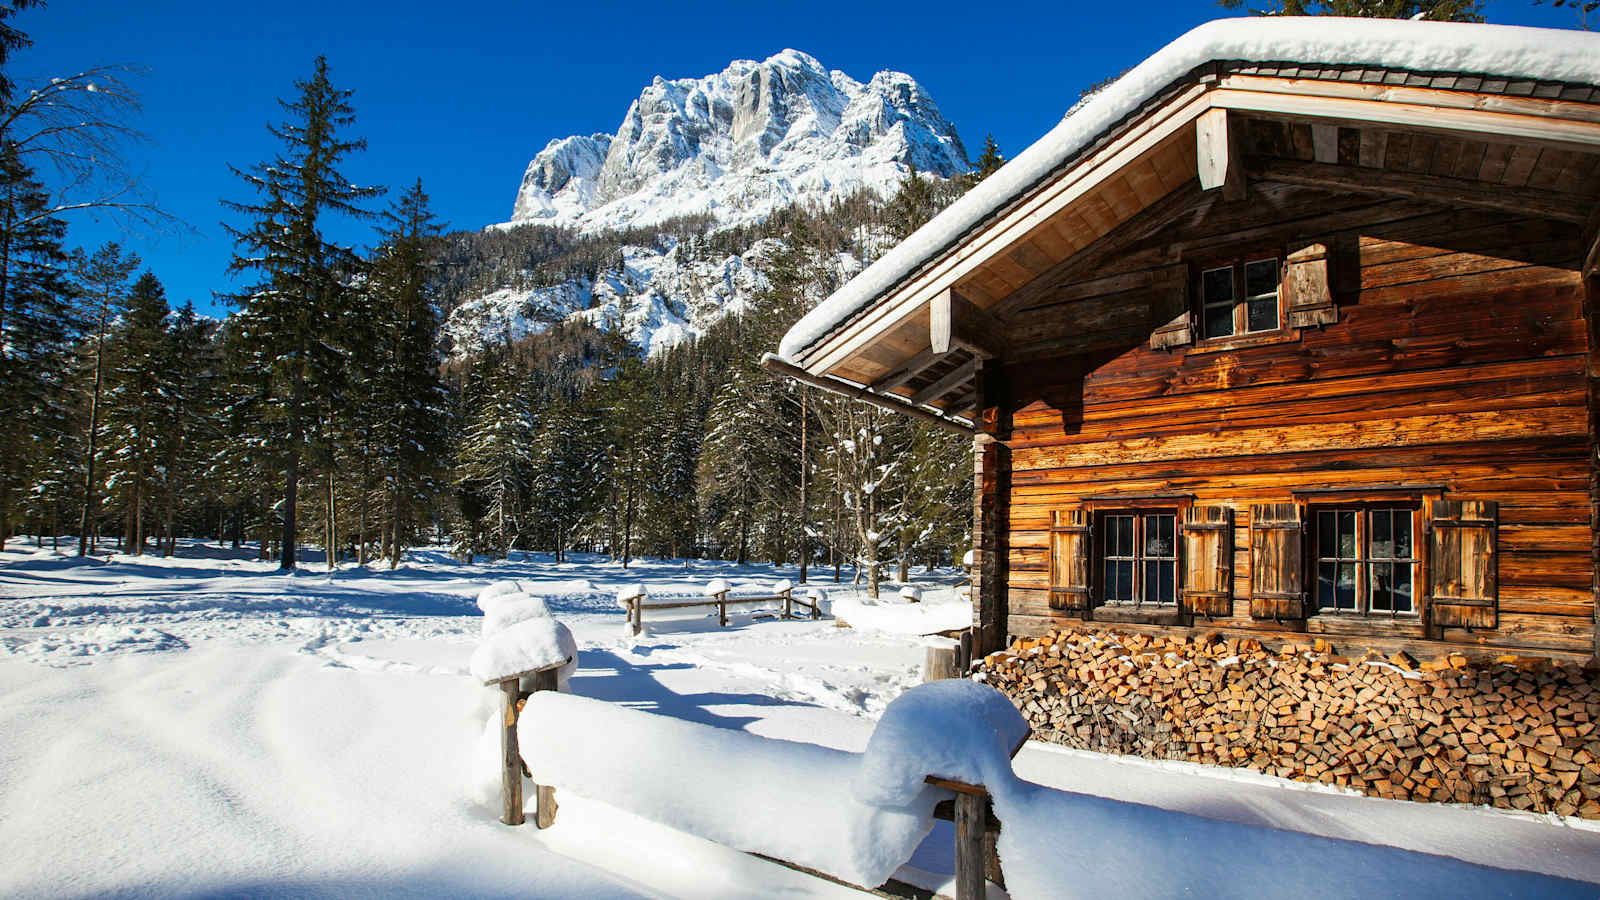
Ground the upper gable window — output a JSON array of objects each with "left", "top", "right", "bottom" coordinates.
[{"left": 1200, "top": 257, "right": 1280, "bottom": 340}]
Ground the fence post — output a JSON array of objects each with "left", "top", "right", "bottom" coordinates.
[
  {"left": 499, "top": 679, "right": 524, "bottom": 826},
  {"left": 531, "top": 667, "right": 559, "bottom": 829},
  {"left": 716, "top": 590, "right": 729, "bottom": 627},
  {"left": 954, "top": 790, "right": 986, "bottom": 900},
  {"left": 924, "top": 639, "right": 961, "bottom": 682},
  {"left": 782, "top": 588, "right": 793, "bottom": 620}
]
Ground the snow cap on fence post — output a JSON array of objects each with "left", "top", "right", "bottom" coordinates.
[
  {"left": 703, "top": 578, "right": 731, "bottom": 597},
  {"left": 899, "top": 584, "right": 924, "bottom": 603},
  {"left": 854, "top": 680, "right": 1029, "bottom": 807},
  {"left": 615, "top": 584, "right": 646, "bottom": 608},
  {"left": 771, "top": 579, "right": 793, "bottom": 595}
]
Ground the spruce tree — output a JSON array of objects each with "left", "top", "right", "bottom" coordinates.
[
  {"left": 365, "top": 179, "right": 449, "bottom": 567},
  {"left": 0, "top": 144, "right": 70, "bottom": 550},
  {"left": 73, "top": 241, "right": 139, "bottom": 555},
  {"left": 222, "top": 56, "right": 381, "bottom": 570},
  {"left": 102, "top": 271, "right": 168, "bottom": 554}
]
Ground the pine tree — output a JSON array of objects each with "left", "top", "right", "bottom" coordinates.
[
  {"left": 364, "top": 179, "right": 449, "bottom": 567},
  {"left": 72, "top": 241, "right": 139, "bottom": 555},
  {"left": 102, "top": 272, "right": 169, "bottom": 554},
  {"left": 455, "top": 337, "right": 536, "bottom": 559},
  {"left": 222, "top": 56, "right": 381, "bottom": 570},
  {"left": 0, "top": 144, "right": 71, "bottom": 550},
  {"left": 971, "top": 135, "right": 1005, "bottom": 182}
]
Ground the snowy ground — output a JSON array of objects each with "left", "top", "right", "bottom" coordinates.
[{"left": 3, "top": 539, "right": 1599, "bottom": 897}]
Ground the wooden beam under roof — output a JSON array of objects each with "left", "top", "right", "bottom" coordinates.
[
  {"left": 930, "top": 288, "right": 1007, "bottom": 358},
  {"left": 759, "top": 354, "right": 974, "bottom": 436},
  {"left": 911, "top": 357, "right": 978, "bottom": 407},
  {"left": 1248, "top": 156, "right": 1593, "bottom": 225},
  {"left": 870, "top": 346, "right": 943, "bottom": 393}
]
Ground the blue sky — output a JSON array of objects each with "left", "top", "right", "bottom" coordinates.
[{"left": 21, "top": 0, "right": 1586, "bottom": 315}]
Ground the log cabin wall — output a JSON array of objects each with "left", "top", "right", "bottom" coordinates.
[{"left": 998, "top": 180, "right": 1595, "bottom": 662}]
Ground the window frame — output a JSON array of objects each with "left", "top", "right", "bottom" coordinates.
[
  {"left": 1092, "top": 507, "right": 1181, "bottom": 610},
  {"left": 1188, "top": 248, "right": 1297, "bottom": 352},
  {"left": 1309, "top": 502, "right": 1422, "bottom": 619}
]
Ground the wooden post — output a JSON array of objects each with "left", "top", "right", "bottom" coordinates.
[
  {"left": 954, "top": 791, "right": 986, "bottom": 900},
  {"left": 972, "top": 360, "right": 1012, "bottom": 659},
  {"left": 631, "top": 595, "right": 642, "bottom": 636},
  {"left": 782, "top": 588, "right": 793, "bottom": 620},
  {"left": 923, "top": 642, "right": 960, "bottom": 682},
  {"left": 499, "top": 678, "right": 524, "bottom": 826},
  {"left": 531, "top": 667, "right": 559, "bottom": 829},
  {"left": 717, "top": 590, "right": 728, "bottom": 627},
  {"left": 959, "top": 629, "right": 974, "bottom": 674}
]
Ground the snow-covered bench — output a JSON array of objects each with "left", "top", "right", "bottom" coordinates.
[
  {"left": 517, "top": 680, "right": 1027, "bottom": 899},
  {"left": 615, "top": 579, "right": 824, "bottom": 636}
]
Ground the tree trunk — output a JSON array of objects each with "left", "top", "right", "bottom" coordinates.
[
  {"left": 325, "top": 465, "right": 336, "bottom": 571},
  {"left": 78, "top": 299, "right": 110, "bottom": 557},
  {"left": 798, "top": 390, "right": 809, "bottom": 583}
]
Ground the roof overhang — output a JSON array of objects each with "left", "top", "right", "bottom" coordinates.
[{"left": 771, "top": 19, "right": 1600, "bottom": 429}]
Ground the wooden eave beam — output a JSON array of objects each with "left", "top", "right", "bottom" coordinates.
[
  {"left": 1195, "top": 108, "right": 1245, "bottom": 201},
  {"left": 759, "top": 353, "right": 974, "bottom": 436},
  {"left": 870, "top": 346, "right": 943, "bottom": 393},
  {"left": 910, "top": 357, "right": 978, "bottom": 407},
  {"left": 1249, "top": 156, "right": 1593, "bottom": 226},
  {"left": 930, "top": 288, "right": 1007, "bottom": 359}
]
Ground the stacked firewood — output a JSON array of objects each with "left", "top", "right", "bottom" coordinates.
[{"left": 980, "top": 627, "right": 1600, "bottom": 819}]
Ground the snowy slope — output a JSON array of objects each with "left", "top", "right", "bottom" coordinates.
[
  {"left": 504, "top": 49, "right": 968, "bottom": 234},
  {"left": 442, "top": 237, "right": 863, "bottom": 358}
]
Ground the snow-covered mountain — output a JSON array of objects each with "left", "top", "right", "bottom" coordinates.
[
  {"left": 446, "top": 50, "right": 967, "bottom": 359},
  {"left": 504, "top": 49, "right": 969, "bottom": 233}
]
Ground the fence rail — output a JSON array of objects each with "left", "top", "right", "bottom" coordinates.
[{"left": 619, "top": 586, "right": 822, "bottom": 635}]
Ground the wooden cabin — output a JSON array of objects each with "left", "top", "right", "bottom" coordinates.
[{"left": 769, "top": 19, "right": 1600, "bottom": 667}]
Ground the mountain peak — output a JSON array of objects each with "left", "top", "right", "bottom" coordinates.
[{"left": 502, "top": 51, "right": 967, "bottom": 233}]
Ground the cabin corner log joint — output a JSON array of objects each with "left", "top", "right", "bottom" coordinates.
[{"left": 772, "top": 21, "right": 1600, "bottom": 808}]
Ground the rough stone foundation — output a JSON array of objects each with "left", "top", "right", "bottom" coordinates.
[{"left": 979, "top": 627, "right": 1600, "bottom": 819}]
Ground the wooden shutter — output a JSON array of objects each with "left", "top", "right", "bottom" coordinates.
[
  {"left": 1250, "top": 503, "right": 1306, "bottom": 619},
  {"left": 1427, "top": 500, "right": 1498, "bottom": 629},
  {"left": 1149, "top": 273, "right": 1193, "bottom": 350},
  {"left": 1049, "top": 506, "right": 1090, "bottom": 612},
  {"left": 1284, "top": 243, "right": 1336, "bottom": 327},
  {"left": 1181, "top": 505, "right": 1233, "bottom": 617}
]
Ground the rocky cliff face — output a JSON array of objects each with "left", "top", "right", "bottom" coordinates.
[{"left": 502, "top": 49, "right": 968, "bottom": 233}]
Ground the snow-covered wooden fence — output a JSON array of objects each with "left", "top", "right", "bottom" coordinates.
[
  {"left": 616, "top": 580, "right": 823, "bottom": 636},
  {"left": 510, "top": 682, "right": 1028, "bottom": 899}
]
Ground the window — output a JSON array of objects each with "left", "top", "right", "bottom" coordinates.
[
  {"left": 1097, "top": 511, "right": 1177, "bottom": 607},
  {"left": 1313, "top": 506, "right": 1418, "bottom": 616},
  {"left": 1200, "top": 257, "right": 1281, "bottom": 339}
]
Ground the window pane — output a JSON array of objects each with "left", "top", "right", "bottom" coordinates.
[
  {"left": 1104, "top": 559, "right": 1120, "bottom": 602},
  {"left": 1205, "top": 304, "right": 1234, "bottom": 338},
  {"left": 1318, "top": 511, "right": 1335, "bottom": 559},
  {"left": 1158, "top": 560, "right": 1175, "bottom": 605},
  {"left": 1318, "top": 562, "right": 1336, "bottom": 610},
  {"left": 1115, "top": 561, "right": 1134, "bottom": 602},
  {"left": 1202, "top": 267, "right": 1234, "bottom": 304},
  {"left": 1143, "top": 561, "right": 1158, "bottom": 605},
  {"left": 1115, "top": 516, "right": 1133, "bottom": 557},
  {"left": 1393, "top": 564, "right": 1413, "bottom": 613},
  {"left": 1246, "top": 297, "right": 1277, "bottom": 333},
  {"left": 1336, "top": 563, "right": 1357, "bottom": 610},
  {"left": 1372, "top": 562, "right": 1392, "bottom": 612},
  {"left": 1394, "top": 513, "right": 1412, "bottom": 559},
  {"left": 1145, "top": 514, "right": 1174, "bottom": 558},
  {"left": 1371, "top": 510, "right": 1393, "bottom": 560},
  {"left": 1245, "top": 259, "right": 1279, "bottom": 297},
  {"left": 1337, "top": 511, "right": 1356, "bottom": 558}
]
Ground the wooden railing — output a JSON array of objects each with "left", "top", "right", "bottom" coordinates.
[{"left": 618, "top": 585, "right": 823, "bottom": 636}]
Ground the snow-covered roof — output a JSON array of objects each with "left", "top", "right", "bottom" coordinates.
[{"left": 777, "top": 17, "right": 1600, "bottom": 363}]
